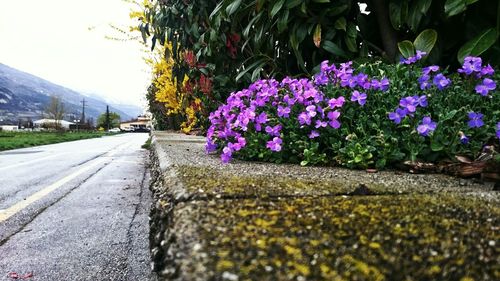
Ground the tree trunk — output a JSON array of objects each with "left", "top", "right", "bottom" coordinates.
[{"left": 370, "top": 0, "right": 398, "bottom": 62}]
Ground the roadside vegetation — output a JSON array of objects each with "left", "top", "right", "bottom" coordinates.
[
  {"left": 0, "top": 131, "right": 108, "bottom": 151},
  {"left": 141, "top": 136, "right": 152, "bottom": 150},
  {"left": 129, "top": 0, "right": 499, "bottom": 171}
]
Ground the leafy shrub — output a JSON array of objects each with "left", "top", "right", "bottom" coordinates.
[{"left": 206, "top": 55, "right": 499, "bottom": 168}]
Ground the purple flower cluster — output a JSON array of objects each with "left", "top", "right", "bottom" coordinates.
[
  {"left": 388, "top": 95, "right": 427, "bottom": 124},
  {"left": 497, "top": 122, "right": 500, "bottom": 139},
  {"left": 467, "top": 112, "right": 484, "bottom": 128},
  {"left": 458, "top": 56, "right": 497, "bottom": 96},
  {"left": 458, "top": 56, "right": 494, "bottom": 77},
  {"left": 400, "top": 50, "right": 426, "bottom": 65},
  {"left": 417, "top": 116, "right": 437, "bottom": 136},
  {"left": 207, "top": 60, "right": 389, "bottom": 163},
  {"left": 475, "top": 78, "right": 496, "bottom": 96},
  {"left": 418, "top": 65, "right": 451, "bottom": 91}
]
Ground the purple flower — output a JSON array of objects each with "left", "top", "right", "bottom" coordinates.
[
  {"left": 480, "top": 64, "right": 494, "bottom": 77},
  {"left": 417, "top": 116, "right": 437, "bottom": 136},
  {"left": 254, "top": 112, "right": 268, "bottom": 131},
  {"left": 433, "top": 73, "right": 451, "bottom": 90},
  {"left": 306, "top": 105, "right": 317, "bottom": 117},
  {"left": 388, "top": 108, "right": 407, "bottom": 124},
  {"left": 415, "top": 95, "right": 428, "bottom": 107},
  {"left": 380, "top": 78, "right": 390, "bottom": 91},
  {"left": 298, "top": 112, "right": 312, "bottom": 126},
  {"left": 399, "top": 96, "right": 417, "bottom": 113},
  {"left": 328, "top": 96, "right": 345, "bottom": 109},
  {"left": 422, "top": 65, "right": 439, "bottom": 75},
  {"left": 371, "top": 78, "right": 390, "bottom": 91},
  {"left": 314, "top": 72, "right": 329, "bottom": 85},
  {"left": 221, "top": 146, "right": 232, "bottom": 163},
  {"left": 315, "top": 120, "right": 328, "bottom": 128},
  {"left": 266, "top": 137, "right": 282, "bottom": 152},
  {"left": 351, "top": 90, "right": 367, "bottom": 106},
  {"left": 459, "top": 56, "right": 482, "bottom": 75},
  {"left": 277, "top": 105, "right": 291, "bottom": 118},
  {"left": 496, "top": 122, "right": 500, "bottom": 139},
  {"left": 265, "top": 124, "right": 282, "bottom": 137},
  {"left": 327, "top": 111, "right": 341, "bottom": 129},
  {"left": 459, "top": 132, "right": 469, "bottom": 144},
  {"left": 401, "top": 51, "right": 427, "bottom": 65},
  {"left": 467, "top": 112, "right": 484, "bottom": 128},
  {"left": 475, "top": 78, "right": 496, "bottom": 96},
  {"left": 205, "top": 140, "right": 217, "bottom": 153},
  {"left": 308, "top": 130, "right": 320, "bottom": 139},
  {"left": 418, "top": 74, "right": 431, "bottom": 90}
]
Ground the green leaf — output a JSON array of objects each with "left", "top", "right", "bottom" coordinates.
[
  {"left": 457, "top": 28, "right": 498, "bottom": 63},
  {"left": 277, "top": 9, "right": 289, "bottom": 33},
  {"left": 209, "top": 2, "right": 224, "bottom": 18},
  {"left": 414, "top": 29, "right": 438, "bottom": 54},
  {"left": 346, "top": 22, "right": 357, "bottom": 38},
  {"left": 286, "top": 0, "right": 303, "bottom": 9},
  {"left": 312, "top": 0, "right": 330, "bottom": 3},
  {"left": 251, "top": 65, "right": 262, "bottom": 81},
  {"left": 431, "top": 140, "right": 444, "bottom": 152},
  {"left": 313, "top": 24, "right": 322, "bottom": 47},
  {"left": 354, "top": 155, "right": 363, "bottom": 163},
  {"left": 398, "top": 40, "right": 415, "bottom": 58},
  {"left": 405, "top": 0, "right": 430, "bottom": 31},
  {"left": 226, "top": 0, "right": 242, "bottom": 16},
  {"left": 235, "top": 58, "right": 266, "bottom": 81},
  {"left": 322, "top": 40, "right": 348, "bottom": 58},
  {"left": 389, "top": 1, "right": 402, "bottom": 30},
  {"left": 334, "top": 17, "right": 347, "bottom": 31},
  {"left": 418, "top": 0, "right": 432, "bottom": 14},
  {"left": 327, "top": 4, "right": 348, "bottom": 16},
  {"left": 270, "top": 0, "right": 286, "bottom": 18},
  {"left": 243, "top": 13, "right": 261, "bottom": 38},
  {"left": 441, "top": 109, "right": 458, "bottom": 121},
  {"left": 345, "top": 36, "right": 357, "bottom": 52},
  {"left": 445, "top": 0, "right": 466, "bottom": 17}
]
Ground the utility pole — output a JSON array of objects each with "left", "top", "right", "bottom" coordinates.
[
  {"left": 80, "top": 99, "right": 86, "bottom": 125},
  {"left": 105, "top": 105, "right": 110, "bottom": 131}
]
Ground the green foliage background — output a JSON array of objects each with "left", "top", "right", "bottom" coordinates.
[{"left": 135, "top": 0, "right": 499, "bottom": 124}]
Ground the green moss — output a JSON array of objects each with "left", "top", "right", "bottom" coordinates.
[
  {"left": 176, "top": 166, "right": 391, "bottom": 197},
  {"left": 186, "top": 195, "right": 499, "bottom": 280}
]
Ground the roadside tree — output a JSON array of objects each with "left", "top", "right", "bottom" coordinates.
[
  {"left": 44, "top": 96, "right": 65, "bottom": 130},
  {"left": 97, "top": 111, "right": 121, "bottom": 130}
]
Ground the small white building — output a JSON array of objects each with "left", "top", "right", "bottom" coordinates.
[
  {"left": 33, "top": 119, "right": 74, "bottom": 129},
  {"left": 0, "top": 125, "right": 18, "bottom": 131}
]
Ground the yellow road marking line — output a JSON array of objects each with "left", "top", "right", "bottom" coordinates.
[{"left": 0, "top": 142, "right": 132, "bottom": 223}]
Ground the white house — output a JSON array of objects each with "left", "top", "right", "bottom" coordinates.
[
  {"left": 33, "top": 119, "right": 74, "bottom": 129},
  {"left": 0, "top": 125, "right": 18, "bottom": 131}
]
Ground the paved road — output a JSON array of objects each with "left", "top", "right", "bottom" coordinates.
[{"left": 0, "top": 133, "right": 153, "bottom": 281}]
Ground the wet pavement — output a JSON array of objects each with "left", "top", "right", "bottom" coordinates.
[{"left": 0, "top": 133, "right": 153, "bottom": 281}]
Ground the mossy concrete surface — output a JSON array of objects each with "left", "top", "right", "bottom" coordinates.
[{"left": 149, "top": 132, "right": 499, "bottom": 281}]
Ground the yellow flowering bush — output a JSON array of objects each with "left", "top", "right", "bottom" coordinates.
[{"left": 149, "top": 43, "right": 199, "bottom": 132}]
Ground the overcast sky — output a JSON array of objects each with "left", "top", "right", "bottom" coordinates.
[{"left": 0, "top": 0, "right": 150, "bottom": 106}]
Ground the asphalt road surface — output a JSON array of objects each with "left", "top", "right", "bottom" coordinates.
[{"left": 0, "top": 133, "right": 153, "bottom": 281}]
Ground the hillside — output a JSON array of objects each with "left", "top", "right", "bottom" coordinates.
[{"left": 0, "top": 63, "right": 142, "bottom": 124}]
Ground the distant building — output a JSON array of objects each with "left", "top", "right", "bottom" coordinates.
[
  {"left": 33, "top": 119, "right": 74, "bottom": 129},
  {"left": 0, "top": 125, "right": 18, "bottom": 131},
  {"left": 120, "top": 116, "right": 152, "bottom": 132}
]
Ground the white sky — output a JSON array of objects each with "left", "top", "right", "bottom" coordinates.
[{"left": 0, "top": 0, "right": 150, "bottom": 106}]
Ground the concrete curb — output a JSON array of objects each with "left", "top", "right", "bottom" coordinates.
[{"left": 147, "top": 132, "right": 499, "bottom": 281}]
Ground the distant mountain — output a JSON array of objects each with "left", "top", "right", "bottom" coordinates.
[{"left": 0, "top": 63, "right": 143, "bottom": 125}]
